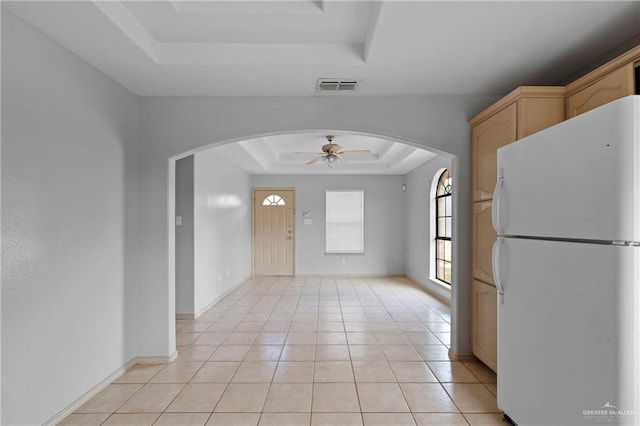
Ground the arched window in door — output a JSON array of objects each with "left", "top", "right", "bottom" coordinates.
[
  {"left": 262, "top": 194, "right": 286, "bottom": 206},
  {"left": 435, "top": 169, "right": 452, "bottom": 284}
]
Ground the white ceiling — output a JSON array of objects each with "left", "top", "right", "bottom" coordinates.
[
  {"left": 6, "top": 1, "right": 638, "bottom": 174},
  {"left": 6, "top": 1, "right": 639, "bottom": 97},
  {"left": 212, "top": 133, "right": 437, "bottom": 175}
]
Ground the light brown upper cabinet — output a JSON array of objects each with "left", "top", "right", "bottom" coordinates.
[
  {"left": 566, "top": 63, "right": 635, "bottom": 118},
  {"left": 566, "top": 45, "right": 640, "bottom": 119},
  {"left": 470, "top": 87, "right": 565, "bottom": 202}
]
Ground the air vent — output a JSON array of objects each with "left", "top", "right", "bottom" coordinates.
[{"left": 317, "top": 79, "right": 359, "bottom": 92}]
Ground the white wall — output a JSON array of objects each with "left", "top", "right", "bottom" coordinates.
[
  {"left": 175, "top": 155, "right": 195, "bottom": 315},
  {"left": 404, "top": 156, "right": 453, "bottom": 301},
  {"left": 1, "top": 9, "right": 139, "bottom": 426},
  {"left": 194, "top": 148, "right": 252, "bottom": 314},
  {"left": 252, "top": 174, "right": 405, "bottom": 275},
  {"left": 138, "top": 94, "right": 497, "bottom": 360}
]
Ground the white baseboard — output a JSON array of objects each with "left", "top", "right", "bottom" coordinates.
[
  {"left": 448, "top": 348, "right": 476, "bottom": 362},
  {"left": 295, "top": 274, "right": 404, "bottom": 278},
  {"left": 176, "top": 274, "right": 252, "bottom": 321},
  {"left": 45, "top": 353, "right": 177, "bottom": 425}
]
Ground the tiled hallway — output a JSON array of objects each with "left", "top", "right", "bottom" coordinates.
[{"left": 61, "top": 277, "right": 502, "bottom": 425}]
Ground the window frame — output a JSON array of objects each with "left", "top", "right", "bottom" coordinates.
[
  {"left": 325, "top": 189, "right": 365, "bottom": 255},
  {"left": 434, "top": 169, "right": 452, "bottom": 285}
]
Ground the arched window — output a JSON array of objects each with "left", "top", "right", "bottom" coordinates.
[
  {"left": 262, "top": 194, "right": 286, "bottom": 206},
  {"left": 435, "top": 169, "right": 452, "bottom": 284}
]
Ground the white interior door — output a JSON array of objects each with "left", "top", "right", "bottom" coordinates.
[{"left": 253, "top": 189, "right": 295, "bottom": 276}]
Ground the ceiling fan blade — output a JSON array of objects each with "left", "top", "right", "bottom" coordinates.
[
  {"left": 339, "top": 150, "right": 370, "bottom": 154},
  {"left": 295, "top": 151, "right": 324, "bottom": 154},
  {"left": 306, "top": 156, "right": 324, "bottom": 165},
  {"left": 336, "top": 154, "right": 347, "bottom": 164}
]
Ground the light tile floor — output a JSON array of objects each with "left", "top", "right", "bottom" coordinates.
[{"left": 61, "top": 277, "right": 503, "bottom": 426}]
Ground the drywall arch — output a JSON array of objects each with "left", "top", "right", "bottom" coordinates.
[{"left": 137, "top": 95, "right": 496, "bottom": 360}]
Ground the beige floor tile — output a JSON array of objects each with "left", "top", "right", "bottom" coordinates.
[
  {"left": 424, "top": 322, "right": 451, "bottom": 333},
  {"left": 75, "top": 384, "right": 142, "bottom": 413},
  {"left": 192, "top": 362, "right": 240, "bottom": 383},
  {"left": 286, "top": 331, "right": 317, "bottom": 344},
  {"left": 368, "top": 322, "right": 401, "bottom": 332},
  {"left": 262, "top": 322, "right": 292, "bottom": 332},
  {"left": 113, "top": 364, "right": 164, "bottom": 384},
  {"left": 258, "top": 413, "right": 311, "bottom": 426},
  {"left": 442, "top": 383, "right": 500, "bottom": 413},
  {"left": 390, "top": 362, "right": 438, "bottom": 382},
  {"left": 315, "top": 345, "right": 350, "bottom": 361},
  {"left": 209, "top": 345, "right": 251, "bottom": 361},
  {"left": 154, "top": 413, "right": 211, "bottom": 426},
  {"left": 317, "top": 332, "right": 348, "bottom": 345},
  {"left": 117, "top": 383, "right": 184, "bottom": 413},
  {"left": 352, "top": 361, "right": 396, "bottom": 382},
  {"left": 464, "top": 413, "right": 506, "bottom": 425},
  {"left": 426, "top": 361, "right": 479, "bottom": 383},
  {"left": 234, "top": 322, "right": 266, "bottom": 332},
  {"left": 177, "top": 346, "right": 219, "bottom": 362},
  {"left": 314, "top": 362, "right": 354, "bottom": 382},
  {"left": 150, "top": 362, "right": 204, "bottom": 383},
  {"left": 195, "top": 333, "right": 231, "bottom": 346},
  {"left": 231, "top": 361, "right": 277, "bottom": 382},
  {"left": 463, "top": 361, "right": 497, "bottom": 383},
  {"left": 311, "top": 413, "right": 363, "bottom": 426},
  {"left": 362, "top": 413, "right": 416, "bottom": 425},
  {"left": 263, "top": 383, "right": 313, "bottom": 412},
  {"left": 57, "top": 413, "right": 110, "bottom": 425},
  {"left": 434, "top": 332, "right": 451, "bottom": 345},
  {"left": 343, "top": 322, "right": 371, "bottom": 332},
  {"left": 273, "top": 361, "right": 315, "bottom": 382},
  {"left": 290, "top": 321, "right": 317, "bottom": 331},
  {"left": 214, "top": 383, "right": 270, "bottom": 412},
  {"left": 374, "top": 332, "right": 410, "bottom": 345},
  {"left": 414, "top": 344, "right": 451, "bottom": 361},
  {"left": 254, "top": 332, "right": 287, "bottom": 345},
  {"left": 243, "top": 345, "right": 283, "bottom": 361},
  {"left": 180, "top": 322, "right": 214, "bottom": 333},
  {"left": 404, "top": 332, "right": 441, "bottom": 345},
  {"left": 102, "top": 413, "right": 160, "bottom": 425},
  {"left": 317, "top": 321, "right": 345, "bottom": 332},
  {"left": 399, "top": 383, "right": 459, "bottom": 413},
  {"left": 166, "top": 383, "right": 226, "bottom": 412},
  {"left": 413, "top": 413, "right": 468, "bottom": 425},
  {"left": 356, "top": 383, "right": 409, "bottom": 413},
  {"left": 484, "top": 382, "right": 497, "bottom": 397},
  {"left": 224, "top": 332, "right": 259, "bottom": 345},
  {"left": 348, "top": 345, "right": 386, "bottom": 361},
  {"left": 346, "top": 333, "right": 377, "bottom": 345},
  {"left": 206, "top": 412, "right": 260, "bottom": 425},
  {"left": 397, "top": 322, "right": 428, "bottom": 332},
  {"left": 312, "top": 383, "right": 361, "bottom": 412},
  {"left": 177, "top": 333, "right": 201, "bottom": 346},
  {"left": 207, "top": 322, "right": 240, "bottom": 332},
  {"left": 381, "top": 345, "right": 422, "bottom": 361},
  {"left": 280, "top": 345, "right": 316, "bottom": 361}
]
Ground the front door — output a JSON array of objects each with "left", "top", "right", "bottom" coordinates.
[{"left": 253, "top": 189, "right": 295, "bottom": 276}]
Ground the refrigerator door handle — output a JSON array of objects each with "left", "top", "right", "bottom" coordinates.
[
  {"left": 492, "top": 173, "right": 504, "bottom": 235},
  {"left": 492, "top": 237, "right": 505, "bottom": 305}
]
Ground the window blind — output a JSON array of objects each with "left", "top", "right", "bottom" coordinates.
[{"left": 325, "top": 190, "right": 364, "bottom": 254}]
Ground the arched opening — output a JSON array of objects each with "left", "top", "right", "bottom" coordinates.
[{"left": 168, "top": 129, "right": 465, "bottom": 359}]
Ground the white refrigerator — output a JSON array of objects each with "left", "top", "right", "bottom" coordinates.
[{"left": 493, "top": 95, "right": 639, "bottom": 425}]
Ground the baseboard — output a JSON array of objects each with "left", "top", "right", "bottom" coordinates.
[
  {"left": 403, "top": 275, "right": 451, "bottom": 306},
  {"left": 448, "top": 348, "right": 477, "bottom": 362},
  {"left": 296, "top": 274, "right": 404, "bottom": 278},
  {"left": 44, "top": 353, "right": 177, "bottom": 425},
  {"left": 177, "top": 274, "right": 252, "bottom": 321}
]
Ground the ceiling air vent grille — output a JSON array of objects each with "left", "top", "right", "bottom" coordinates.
[{"left": 317, "top": 79, "right": 359, "bottom": 92}]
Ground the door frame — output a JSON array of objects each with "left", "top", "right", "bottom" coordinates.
[{"left": 252, "top": 187, "right": 296, "bottom": 276}]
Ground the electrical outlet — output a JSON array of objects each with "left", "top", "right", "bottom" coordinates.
[
  {"left": 341, "top": 258, "right": 346, "bottom": 265},
  {"left": 218, "top": 274, "right": 222, "bottom": 282}
]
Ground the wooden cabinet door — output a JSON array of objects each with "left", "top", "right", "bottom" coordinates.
[
  {"left": 472, "top": 279, "right": 497, "bottom": 372},
  {"left": 566, "top": 63, "right": 634, "bottom": 118},
  {"left": 472, "top": 201, "right": 496, "bottom": 285},
  {"left": 471, "top": 103, "right": 517, "bottom": 201}
]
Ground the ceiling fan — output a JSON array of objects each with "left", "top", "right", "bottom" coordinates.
[{"left": 297, "top": 135, "right": 370, "bottom": 168}]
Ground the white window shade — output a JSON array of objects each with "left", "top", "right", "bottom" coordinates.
[{"left": 326, "top": 190, "right": 364, "bottom": 254}]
